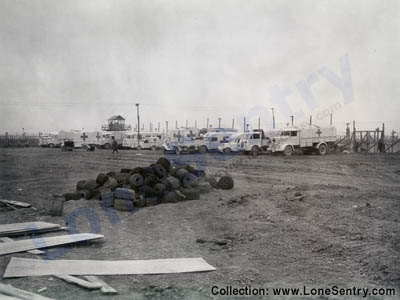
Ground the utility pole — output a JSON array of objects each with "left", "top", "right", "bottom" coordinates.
[
  {"left": 195, "top": 120, "right": 197, "bottom": 128},
  {"left": 186, "top": 120, "right": 188, "bottom": 128},
  {"left": 330, "top": 113, "right": 333, "bottom": 126},
  {"left": 310, "top": 115, "right": 312, "bottom": 126},
  {"left": 165, "top": 121, "right": 169, "bottom": 134},
  {"left": 218, "top": 118, "right": 221, "bottom": 128},
  {"left": 232, "top": 118, "right": 235, "bottom": 129},
  {"left": 271, "top": 108, "right": 275, "bottom": 129},
  {"left": 258, "top": 117, "right": 260, "bottom": 129},
  {"left": 135, "top": 103, "right": 140, "bottom": 152},
  {"left": 158, "top": 122, "right": 160, "bottom": 133},
  {"left": 243, "top": 117, "right": 246, "bottom": 132},
  {"left": 176, "top": 120, "right": 178, "bottom": 129},
  {"left": 206, "top": 118, "right": 209, "bottom": 129},
  {"left": 290, "top": 115, "right": 294, "bottom": 126}
]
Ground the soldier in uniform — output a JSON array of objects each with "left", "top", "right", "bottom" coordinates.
[{"left": 111, "top": 136, "right": 119, "bottom": 154}]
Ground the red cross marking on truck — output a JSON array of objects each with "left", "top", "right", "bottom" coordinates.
[
  {"left": 316, "top": 129, "right": 322, "bottom": 137},
  {"left": 81, "top": 132, "right": 88, "bottom": 141},
  {"left": 96, "top": 133, "right": 101, "bottom": 141}
]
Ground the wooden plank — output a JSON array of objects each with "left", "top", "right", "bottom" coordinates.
[
  {"left": 54, "top": 275, "right": 102, "bottom": 290},
  {"left": 0, "top": 222, "right": 61, "bottom": 237},
  {"left": 0, "top": 294, "right": 23, "bottom": 300},
  {"left": 0, "top": 199, "right": 31, "bottom": 208},
  {"left": 4, "top": 257, "right": 216, "bottom": 278},
  {"left": 84, "top": 276, "right": 118, "bottom": 294},
  {"left": 0, "top": 237, "right": 45, "bottom": 255},
  {"left": 0, "top": 233, "right": 104, "bottom": 256},
  {"left": 0, "top": 283, "right": 56, "bottom": 300}
]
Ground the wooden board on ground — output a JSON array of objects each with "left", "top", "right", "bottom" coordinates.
[
  {"left": 84, "top": 276, "right": 118, "bottom": 294},
  {"left": 0, "top": 222, "right": 61, "bottom": 237},
  {"left": 0, "top": 233, "right": 104, "bottom": 256},
  {"left": 0, "top": 237, "right": 45, "bottom": 255},
  {"left": 0, "top": 199, "right": 31, "bottom": 208},
  {"left": 54, "top": 275, "right": 102, "bottom": 290},
  {"left": 4, "top": 257, "right": 216, "bottom": 278},
  {"left": 0, "top": 283, "right": 56, "bottom": 300}
]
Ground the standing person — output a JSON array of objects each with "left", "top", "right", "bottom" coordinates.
[{"left": 111, "top": 136, "right": 119, "bottom": 154}]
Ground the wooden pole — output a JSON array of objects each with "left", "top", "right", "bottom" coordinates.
[
  {"left": 165, "top": 121, "right": 168, "bottom": 134},
  {"left": 309, "top": 115, "right": 312, "bottom": 126},
  {"left": 206, "top": 118, "right": 209, "bottom": 129},
  {"left": 176, "top": 120, "right": 178, "bottom": 129},
  {"left": 243, "top": 117, "right": 246, "bottom": 132},
  {"left": 218, "top": 118, "right": 221, "bottom": 128},
  {"left": 232, "top": 118, "right": 235, "bottom": 129},
  {"left": 330, "top": 113, "right": 333, "bottom": 126},
  {"left": 258, "top": 117, "right": 260, "bottom": 129},
  {"left": 195, "top": 120, "right": 197, "bottom": 128}
]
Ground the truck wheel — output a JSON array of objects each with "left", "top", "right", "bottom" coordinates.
[
  {"left": 137, "top": 145, "right": 142, "bottom": 151},
  {"left": 318, "top": 144, "right": 328, "bottom": 155},
  {"left": 104, "top": 143, "right": 111, "bottom": 149},
  {"left": 175, "top": 148, "right": 181, "bottom": 155},
  {"left": 283, "top": 145, "right": 293, "bottom": 156},
  {"left": 152, "top": 145, "right": 156, "bottom": 151},
  {"left": 49, "top": 143, "right": 54, "bottom": 148},
  {"left": 250, "top": 146, "right": 259, "bottom": 157},
  {"left": 223, "top": 148, "right": 231, "bottom": 154},
  {"left": 199, "top": 145, "right": 208, "bottom": 153}
]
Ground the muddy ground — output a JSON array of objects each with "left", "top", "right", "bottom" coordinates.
[{"left": 0, "top": 148, "right": 399, "bottom": 300}]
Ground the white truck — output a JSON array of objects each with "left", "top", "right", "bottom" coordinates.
[
  {"left": 270, "top": 125, "right": 337, "bottom": 156},
  {"left": 97, "top": 131, "right": 126, "bottom": 149},
  {"left": 39, "top": 132, "right": 60, "bottom": 147},
  {"left": 199, "top": 131, "right": 236, "bottom": 153},
  {"left": 240, "top": 129, "right": 272, "bottom": 156},
  {"left": 218, "top": 132, "right": 250, "bottom": 154},
  {"left": 122, "top": 131, "right": 164, "bottom": 150},
  {"left": 162, "top": 127, "right": 202, "bottom": 154}
]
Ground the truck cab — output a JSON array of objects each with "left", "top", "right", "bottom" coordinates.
[
  {"left": 241, "top": 129, "right": 272, "bottom": 156},
  {"left": 199, "top": 132, "right": 235, "bottom": 153},
  {"left": 218, "top": 133, "right": 250, "bottom": 154}
]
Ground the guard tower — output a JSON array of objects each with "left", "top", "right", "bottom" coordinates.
[{"left": 102, "top": 115, "right": 131, "bottom": 131}]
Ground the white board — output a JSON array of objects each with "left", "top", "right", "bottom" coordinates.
[
  {"left": 4, "top": 257, "right": 216, "bottom": 278},
  {"left": 0, "top": 222, "right": 61, "bottom": 237},
  {"left": 0, "top": 233, "right": 104, "bottom": 256}
]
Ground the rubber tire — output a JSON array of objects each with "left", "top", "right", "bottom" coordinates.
[
  {"left": 283, "top": 145, "right": 293, "bottom": 156},
  {"left": 129, "top": 173, "right": 144, "bottom": 188},
  {"left": 250, "top": 146, "right": 259, "bottom": 157},
  {"left": 156, "top": 157, "right": 171, "bottom": 172},
  {"left": 181, "top": 188, "right": 201, "bottom": 200},
  {"left": 104, "top": 143, "right": 111, "bottom": 149},
  {"left": 223, "top": 148, "right": 231, "bottom": 154},
  {"left": 96, "top": 173, "right": 109, "bottom": 186},
  {"left": 318, "top": 144, "right": 328, "bottom": 155},
  {"left": 217, "top": 176, "right": 234, "bottom": 190},
  {"left": 199, "top": 145, "right": 208, "bottom": 153}
]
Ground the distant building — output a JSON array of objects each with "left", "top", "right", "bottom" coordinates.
[{"left": 102, "top": 115, "right": 131, "bottom": 131}]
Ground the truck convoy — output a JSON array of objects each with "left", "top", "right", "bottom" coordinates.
[{"left": 270, "top": 125, "right": 337, "bottom": 155}]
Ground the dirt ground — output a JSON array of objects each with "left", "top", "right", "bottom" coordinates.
[{"left": 0, "top": 148, "right": 399, "bottom": 300}]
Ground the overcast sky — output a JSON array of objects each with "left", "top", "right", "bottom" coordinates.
[{"left": 0, "top": 0, "right": 399, "bottom": 134}]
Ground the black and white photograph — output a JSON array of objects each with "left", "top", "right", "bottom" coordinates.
[{"left": 0, "top": 0, "right": 399, "bottom": 299}]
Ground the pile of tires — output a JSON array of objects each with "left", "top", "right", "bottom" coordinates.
[{"left": 67, "top": 157, "right": 234, "bottom": 211}]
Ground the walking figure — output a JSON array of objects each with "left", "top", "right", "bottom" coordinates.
[{"left": 111, "top": 136, "right": 119, "bottom": 154}]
